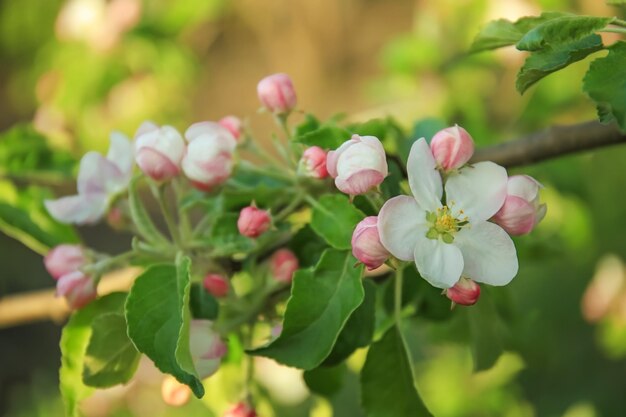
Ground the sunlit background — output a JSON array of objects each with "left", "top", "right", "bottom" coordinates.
[{"left": 1, "top": 0, "right": 626, "bottom": 416}]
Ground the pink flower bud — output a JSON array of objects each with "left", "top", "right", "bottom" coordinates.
[
  {"left": 237, "top": 206, "right": 271, "bottom": 238},
  {"left": 327, "top": 135, "right": 388, "bottom": 196},
  {"left": 298, "top": 146, "right": 328, "bottom": 179},
  {"left": 257, "top": 73, "right": 297, "bottom": 115},
  {"left": 218, "top": 116, "right": 244, "bottom": 142},
  {"left": 223, "top": 402, "right": 258, "bottom": 417},
  {"left": 203, "top": 274, "right": 229, "bottom": 298},
  {"left": 44, "top": 244, "right": 87, "bottom": 280},
  {"left": 161, "top": 375, "right": 191, "bottom": 407},
  {"left": 183, "top": 121, "right": 237, "bottom": 191},
  {"left": 445, "top": 277, "right": 480, "bottom": 306},
  {"left": 351, "top": 216, "right": 389, "bottom": 270},
  {"left": 429, "top": 125, "right": 475, "bottom": 171},
  {"left": 189, "top": 320, "right": 227, "bottom": 379},
  {"left": 271, "top": 249, "right": 299, "bottom": 283},
  {"left": 134, "top": 121, "right": 186, "bottom": 181},
  {"left": 491, "top": 175, "right": 546, "bottom": 236},
  {"left": 56, "top": 271, "right": 97, "bottom": 309}
]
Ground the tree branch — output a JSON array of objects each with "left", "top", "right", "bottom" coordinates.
[{"left": 471, "top": 120, "right": 626, "bottom": 168}]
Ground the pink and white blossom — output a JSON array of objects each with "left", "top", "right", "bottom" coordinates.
[
  {"left": 44, "top": 244, "right": 87, "bottom": 280},
  {"left": 189, "top": 320, "right": 228, "bottom": 379},
  {"left": 237, "top": 206, "right": 271, "bottom": 238},
  {"left": 351, "top": 216, "right": 389, "bottom": 270},
  {"left": 45, "top": 132, "right": 133, "bottom": 225},
  {"left": 270, "top": 249, "right": 299, "bottom": 283},
  {"left": 134, "top": 121, "right": 186, "bottom": 181},
  {"left": 491, "top": 175, "right": 546, "bottom": 235},
  {"left": 56, "top": 270, "right": 97, "bottom": 309},
  {"left": 430, "top": 125, "right": 474, "bottom": 171},
  {"left": 257, "top": 73, "right": 297, "bottom": 115},
  {"left": 182, "top": 121, "right": 237, "bottom": 191},
  {"left": 445, "top": 277, "right": 481, "bottom": 306},
  {"left": 378, "top": 138, "right": 518, "bottom": 289},
  {"left": 327, "top": 135, "right": 388, "bottom": 195},
  {"left": 218, "top": 116, "right": 244, "bottom": 142},
  {"left": 298, "top": 146, "right": 328, "bottom": 179}
]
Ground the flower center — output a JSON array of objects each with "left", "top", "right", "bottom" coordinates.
[{"left": 425, "top": 205, "right": 468, "bottom": 243}]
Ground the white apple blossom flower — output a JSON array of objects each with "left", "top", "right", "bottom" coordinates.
[
  {"left": 45, "top": 132, "right": 133, "bottom": 225},
  {"left": 377, "top": 138, "right": 518, "bottom": 289}
]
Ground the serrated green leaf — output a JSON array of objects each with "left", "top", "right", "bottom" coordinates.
[
  {"left": 516, "top": 15, "right": 614, "bottom": 51},
  {"left": 295, "top": 126, "right": 351, "bottom": 149},
  {"left": 125, "top": 257, "right": 204, "bottom": 397},
  {"left": 583, "top": 41, "right": 626, "bottom": 131},
  {"left": 310, "top": 194, "right": 365, "bottom": 250},
  {"left": 516, "top": 34, "right": 603, "bottom": 94},
  {"left": 128, "top": 177, "right": 169, "bottom": 247},
  {"left": 360, "top": 326, "right": 432, "bottom": 417},
  {"left": 323, "top": 279, "right": 375, "bottom": 366},
  {"left": 83, "top": 313, "right": 140, "bottom": 387},
  {"left": 303, "top": 363, "right": 346, "bottom": 397},
  {"left": 249, "top": 250, "right": 365, "bottom": 369},
  {"left": 60, "top": 293, "right": 127, "bottom": 417},
  {"left": 189, "top": 282, "right": 219, "bottom": 320}
]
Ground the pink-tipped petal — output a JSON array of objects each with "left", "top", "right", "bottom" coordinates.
[
  {"left": 492, "top": 195, "right": 537, "bottom": 235},
  {"left": 136, "top": 147, "right": 180, "bottom": 181},
  {"left": 335, "top": 169, "right": 384, "bottom": 196},
  {"left": 45, "top": 193, "right": 108, "bottom": 225}
]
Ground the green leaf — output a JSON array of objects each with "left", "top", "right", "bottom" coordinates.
[
  {"left": 303, "top": 363, "right": 346, "bottom": 397},
  {"left": 83, "top": 313, "right": 141, "bottom": 387},
  {"left": 224, "top": 163, "right": 293, "bottom": 210},
  {"left": 249, "top": 250, "right": 365, "bottom": 369},
  {"left": 360, "top": 326, "right": 432, "bottom": 417},
  {"left": 209, "top": 212, "right": 255, "bottom": 256},
  {"left": 125, "top": 257, "right": 204, "bottom": 397},
  {"left": 289, "top": 225, "right": 327, "bottom": 268},
  {"left": 583, "top": 41, "right": 626, "bottom": 130},
  {"left": 380, "top": 159, "right": 403, "bottom": 200},
  {"left": 0, "top": 181, "right": 79, "bottom": 255},
  {"left": 347, "top": 119, "right": 391, "bottom": 140},
  {"left": 323, "top": 279, "right": 375, "bottom": 366},
  {"left": 189, "top": 282, "right": 219, "bottom": 320},
  {"left": 470, "top": 12, "right": 569, "bottom": 53},
  {"left": 294, "top": 114, "right": 321, "bottom": 137},
  {"left": 60, "top": 293, "right": 127, "bottom": 417},
  {"left": 310, "top": 194, "right": 365, "bottom": 250},
  {"left": 516, "top": 34, "right": 603, "bottom": 94},
  {"left": 295, "top": 126, "right": 351, "bottom": 149},
  {"left": 128, "top": 177, "right": 169, "bottom": 247},
  {"left": 516, "top": 16, "right": 614, "bottom": 51}
]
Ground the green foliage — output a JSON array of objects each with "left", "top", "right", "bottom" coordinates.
[
  {"left": 128, "top": 177, "right": 169, "bottom": 247},
  {"left": 208, "top": 212, "right": 255, "bottom": 256},
  {"left": 516, "top": 34, "right": 603, "bottom": 94},
  {"left": 60, "top": 293, "right": 128, "bottom": 417},
  {"left": 303, "top": 363, "right": 346, "bottom": 397},
  {"left": 583, "top": 41, "right": 626, "bottom": 130},
  {"left": 82, "top": 313, "right": 141, "bottom": 387},
  {"left": 360, "top": 326, "right": 432, "bottom": 417},
  {"left": 295, "top": 125, "right": 351, "bottom": 149},
  {"left": 125, "top": 257, "right": 204, "bottom": 397},
  {"left": 310, "top": 194, "right": 365, "bottom": 250},
  {"left": 516, "top": 16, "right": 614, "bottom": 51},
  {"left": 189, "top": 282, "right": 219, "bottom": 320},
  {"left": 250, "top": 250, "right": 365, "bottom": 369}
]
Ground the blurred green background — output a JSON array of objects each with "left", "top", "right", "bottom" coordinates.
[{"left": 2, "top": 0, "right": 626, "bottom": 416}]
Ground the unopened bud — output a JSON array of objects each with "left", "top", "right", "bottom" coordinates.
[
  {"left": 56, "top": 271, "right": 97, "bottom": 309},
  {"left": 270, "top": 249, "right": 299, "bottom": 283},
  {"left": 430, "top": 125, "right": 474, "bottom": 171},
  {"left": 257, "top": 73, "right": 297, "bottom": 115},
  {"left": 189, "top": 320, "right": 227, "bottom": 379},
  {"left": 445, "top": 277, "right": 480, "bottom": 306},
  {"left": 351, "top": 216, "right": 389, "bottom": 270},
  {"left": 161, "top": 375, "right": 191, "bottom": 407},
  {"left": 203, "top": 273, "right": 229, "bottom": 298},
  {"left": 218, "top": 116, "right": 244, "bottom": 142},
  {"left": 237, "top": 206, "right": 271, "bottom": 238},
  {"left": 223, "top": 402, "right": 258, "bottom": 417},
  {"left": 298, "top": 146, "right": 328, "bottom": 179},
  {"left": 134, "top": 121, "right": 186, "bottom": 181},
  {"left": 492, "top": 175, "right": 546, "bottom": 236},
  {"left": 44, "top": 244, "right": 87, "bottom": 280}
]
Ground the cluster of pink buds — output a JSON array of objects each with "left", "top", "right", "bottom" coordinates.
[{"left": 44, "top": 244, "right": 96, "bottom": 309}]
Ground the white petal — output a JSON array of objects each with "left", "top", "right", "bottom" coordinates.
[
  {"left": 77, "top": 152, "right": 124, "bottom": 196},
  {"left": 378, "top": 196, "right": 428, "bottom": 261},
  {"left": 455, "top": 221, "right": 518, "bottom": 286},
  {"left": 507, "top": 175, "right": 542, "bottom": 202},
  {"left": 107, "top": 131, "right": 134, "bottom": 178},
  {"left": 413, "top": 238, "right": 464, "bottom": 289},
  {"left": 45, "top": 194, "right": 108, "bottom": 225},
  {"left": 445, "top": 161, "right": 507, "bottom": 223},
  {"left": 407, "top": 138, "right": 443, "bottom": 212}
]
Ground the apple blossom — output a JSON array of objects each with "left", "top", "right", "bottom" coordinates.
[
  {"left": 270, "top": 249, "right": 299, "bottom": 283},
  {"left": 430, "top": 125, "right": 474, "bottom": 171},
  {"left": 56, "top": 270, "right": 97, "bottom": 309},
  {"left": 44, "top": 244, "right": 87, "bottom": 280},
  {"left": 298, "top": 146, "right": 328, "bottom": 179},
  {"left": 219, "top": 115, "right": 244, "bottom": 142},
  {"left": 257, "top": 73, "right": 297, "bottom": 115},
  {"left": 378, "top": 138, "right": 518, "bottom": 289},
  {"left": 182, "top": 121, "right": 237, "bottom": 191},
  {"left": 491, "top": 175, "right": 546, "bottom": 236},
  {"left": 189, "top": 320, "right": 228, "bottom": 379},
  {"left": 351, "top": 216, "right": 389, "bottom": 270},
  {"left": 327, "top": 134, "right": 388, "bottom": 195},
  {"left": 223, "top": 402, "right": 257, "bottom": 417},
  {"left": 237, "top": 205, "right": 271, "bottom": 238},
  {"left": 161, "top": 375, "right": 191, "bottom": 407},
  {"left": 203, "top": 273, "right": 229, "bottom": 298},
  {"left": 445, "top": 277, "right": 481, "bottom": 306},
  {"left": 45, "top": 132, "right": 133, "bottom": 225},
  {"left": 134, "top": 121, "right": 186, "bottom": 181}
]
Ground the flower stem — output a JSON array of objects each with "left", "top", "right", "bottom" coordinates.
[
  {"left": 601, "top": 27, "right": 626, "bottom": 35},
  {"left": 274, "top": 192, "right": 305, "bottom": 222},
  {"left": 613, "top": 19, "right": 626, "bottom": 28},
  {"left": 83, "top": 250, "right": 136, "bottom": 276},
  {"left": 394, "top": 263, "right": 404, "bottom": 325},
  {"left": 172, "top": 178, "right": 192, "bottom": 240},
  {"left": 153, "top": 183, "right": 182, "bottom": 248}
]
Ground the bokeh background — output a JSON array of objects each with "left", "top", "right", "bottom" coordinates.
[{"left": 1, "top": 0, "right": 626, "bottom": 416}]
